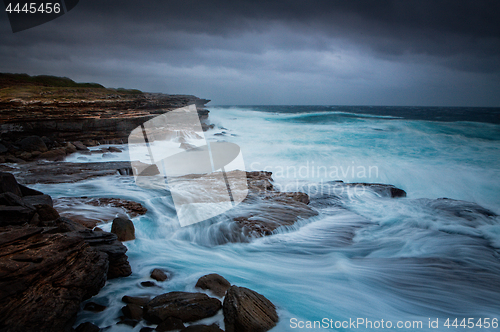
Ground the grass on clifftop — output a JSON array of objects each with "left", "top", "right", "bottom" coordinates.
[{"left": 0, "top": 73, "right": 143, "bottom": 102}]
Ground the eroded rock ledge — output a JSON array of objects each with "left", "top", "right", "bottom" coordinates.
[
  {"left": 0, "top": 172, "right": 132, "bottom": 332},
  {"left": 0, "top": 74, "right": 212, "bottom": 162}
]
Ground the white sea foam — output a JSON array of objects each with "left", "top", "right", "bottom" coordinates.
[{"left": 32, "top": 106, "right": 500, "bottom": 331}]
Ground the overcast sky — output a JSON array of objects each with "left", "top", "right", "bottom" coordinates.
[{"left": 1, "top": 1, "right": 499, "bottom": 106}]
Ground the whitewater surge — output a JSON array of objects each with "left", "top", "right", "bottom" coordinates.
[{"left": 35, "top": 106, "right": 500, "bottom": 331}]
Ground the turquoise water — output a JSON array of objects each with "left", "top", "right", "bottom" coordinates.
[{"left": 36, "top": 106, "right": 500, "bottom": 331}]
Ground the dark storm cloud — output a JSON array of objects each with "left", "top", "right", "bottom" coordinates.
[
  {"left": 0, "top": 0, "right": 499, "bottom": 105},
  {"left": 74, "top": 0, "right": 500, "bottom": 61}
]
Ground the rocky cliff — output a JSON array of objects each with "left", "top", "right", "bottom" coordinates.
[{"left": 0, "top": 73, "right": 211, "bottom": 143}]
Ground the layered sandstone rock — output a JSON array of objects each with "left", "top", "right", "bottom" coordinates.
[{"left": 0, "top": 173, "right": 132, "bottom": 331}]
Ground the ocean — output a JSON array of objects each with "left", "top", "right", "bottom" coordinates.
[{"left": 37, "top": 106, "right": 500, "bottom": 331}]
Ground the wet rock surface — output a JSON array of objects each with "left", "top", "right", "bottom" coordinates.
[
  {"left": 144, "top": 292, "right": 222, "bottom": 324},
  {"left": 195, "top": 273, "right": 231, "bottom": 297},
  {"left": 227, "top": 171, "right": 319, "bottom": 239},
  {"left": 0, "top": 161, "right": 133, "bottom": 184},
  {"left": 54, "top": 196, "right": 147, "bottom": 228},
  {"left": 0, "top": 173, "right": 132, "bottom": 331},
  {"left": 156, "top": 317, "right": 185, "bottom": 331},
  {"left": 223, "top": 286, "right": 279, "bottom": 332},
  {"left": 0, "top": 226, "right": 108, "bottom": 332},
  {"left": 111, "top": 216, "right": 136, "bottom": 241},
  {"left": 150, "top": 268, "right": 170, "bottom": 282}
]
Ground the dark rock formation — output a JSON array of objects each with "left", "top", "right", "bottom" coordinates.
[
  {"left": 228, "top": 171, "right": 318, "bottom": 239},
  {"left": 346, "top": 182, "right": 407, "bottom": 198},
  {"left": 0, "top": 161, "right": 133, "bottom": 184},
  {"left": 37, "top": 148, "right": 67, "bottom": 161},
  {"left": 0, "top": 79, "right": 211, "bottom": 144},
  {"left": 117, "top": 318, "right": 139, "bottom": 327},
  {"left": 65, "top": 229, "right": 132, "bottom": 279},
  {"left": 0, "top": 172, "right": 23, "bottom": 196},
  {"left": 122, "top": 295, "right": 151, "bottom": 307},
  {"left": 0, "top": 171, "right": 61, "bottom": 227},
  {"left": 75, "top": 322, "right": 101, "bottom": 332},
  {"left": 111, "top": 216, "right": 136, "bottom": 241},
  {"left": 0, "top": 192, "right": 37, "bottom": 226},
  {"left": 180, "top": 324, "right": 224, "bottom": 332},
  {"left": 19, "top": 135, "right": 47, "bottom": 152},
  {"left": 223, "top": 286, "right": 278, "bottom": 332},
  {"left": 54, "top": 196, "right": 147, "bottom": 228},
  {"left": 144, "top": 292, "right": 222, "bottom": 324},
  {"left": 195, "top": 273, "right": 231, "bottom": 297},
  {"left": 0, "top": 76, "right": 211, "bottom": 162},
  {"left": 73, "top": 141, "right": 89, "bottom": 151},
  {"left": 35, "top": 204, "right": 60, "bottom": 222},
  {"left": 150, "top": 268, "right": 170, "bottom": 282},
  {"left": 0, "top": 170, "right": 132, "bottom": 332},
  {"left": 156, "top": 317, "right": 185, "bottom": 331},
  {"left": 0, "top": 226, "right": 108, "bottom": 332},
  {"left": 122, "top": 304, "right": 144, "bottom": 320}
]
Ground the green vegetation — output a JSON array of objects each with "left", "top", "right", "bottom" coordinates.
[
  {"left": 0, "top": 73, "right": 143, "bottom": 101},
  {"left": 0, "top": 73, "right": 105, "bottom": 88}
]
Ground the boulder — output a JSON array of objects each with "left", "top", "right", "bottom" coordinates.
[
  {"left": 23, "top": 194, "right": 53, "bottom": 207},
  {"left": 18, "top": 183, "right": 44, "bottom": 197},
  {"left": 37, "top": 148, "right": 66, "bottom": 161},
  {"left": 82, "top": 139, "right": 98, "bottom": 147},
  {"left": 0, "top": 192, "right": 37, "bottom": 226},
  {"left": 223, "top": 286, "right": 278, "bottom": 332},
  {"left": 108, "top": 146, "right": 122, "bottom": 153},
  {"left": 65, "top": 142, "right": 78, "bottom": 154},
  {"left": 0, "top": 172, "right": 23, "bottom": 196},
  {"left": 150, "top": 268, "right": 170, "bottom": 282},
  {"left": 19, "top": 136, "right": 48, "bottom": 152},
  {"left": 122, "top": 295, "right": 151, "bottom": 307},
  {"left": 195, "top": 274, "right": 231, "bottom": 297},
  {"left": 35, "top": 204, "right": 60, "bottom": 222},
  {"left": 18, "top": 151, "right": 32, "bottom": 160},
  {"left": 180, "top": 142, "right": 197, "bottom": 150},
  {"left": 122, "top": 304, "right": 143, "bottom": 320},
  {"left": 111, "top": 217, "right": 135, "bottom": 241},
  {"left": 73, "top": 141, "right": 90, "bottom": 151},
  {"left": 144, "top": 292, "right": 222, "bottom": 324},
  {"left": 156, "top": 317, "right": 185, "bottom": 331}
]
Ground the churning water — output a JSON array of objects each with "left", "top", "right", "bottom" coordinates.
[{"left": 36, "top": 106, "right": 500, "bottom": 331}]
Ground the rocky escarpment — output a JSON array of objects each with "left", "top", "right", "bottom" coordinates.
[
  {"left": 0, "top": 73, "right": 211, "bottom": 162},
  {"left": 0, "top": 172, "right": 132, "bottom": 332},
  {"left": 0, "top": 93, "right": 210, "bottom": 142}
]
